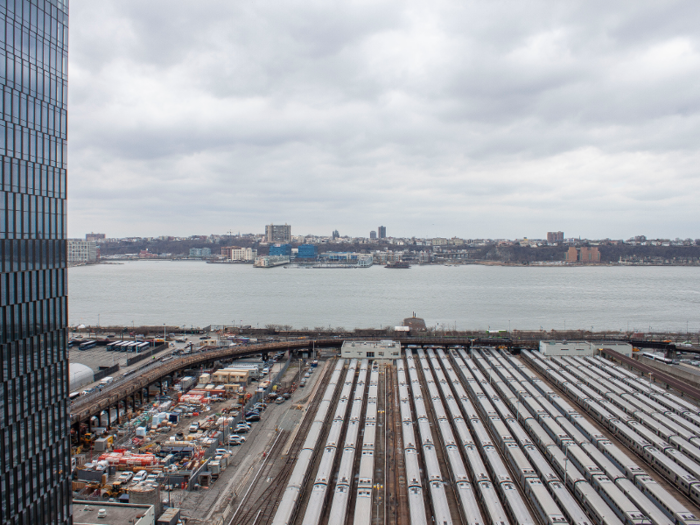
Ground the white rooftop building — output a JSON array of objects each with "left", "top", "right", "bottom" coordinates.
[
  {"left": 341, "top": 340, "right": 401, "bottom": 360},
  {"left": 539, "top": 340, "right": 633, "bottom": 357}
]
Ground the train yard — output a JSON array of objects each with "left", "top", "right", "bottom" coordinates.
[{"left": 222, "top": 346, "right": 700, "bottom": 525}]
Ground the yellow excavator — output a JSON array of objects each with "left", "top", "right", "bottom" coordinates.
[{"left": 104, "top": 481, "right": 126, "bottom": 498}]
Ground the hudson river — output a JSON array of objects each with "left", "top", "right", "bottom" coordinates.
[{"left": 68, "top": 262, "right": 700, "bottom": 332}]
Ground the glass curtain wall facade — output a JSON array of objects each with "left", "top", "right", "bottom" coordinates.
[{"left": 0, "top": 1, "right": 71, "bottom": 524}]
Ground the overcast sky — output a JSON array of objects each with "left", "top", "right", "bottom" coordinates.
[{"left": 67, "top": 1, "right": 700, "bottom": 240}]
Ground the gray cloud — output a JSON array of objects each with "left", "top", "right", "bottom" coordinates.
[{"left": 67, "top": 0, "right": 700, "bottom": 239}]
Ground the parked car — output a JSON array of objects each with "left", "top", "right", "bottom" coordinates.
[
  {"left": 245, "top": 410, "right": 259, "bottom": 418},
  {"left": 229, "top": 435, "right": 246, "bottom": 445},
  {"left": 118, "top": 472, "right": 134, "bottom": 483},
  {"left": 235, "top": 425, "right": 250, "bottom": 433},
  {"left": 282, "top": 393, "right": 292, "bottom": 400},
  {"left": 132, "top": 470, "right": 148, "bottom": 483},
  {"left": 246, "top": 414, "right": 260, "bottom": 422},
  {"left": 189, "top": 422, "right": 199, "bottom": 433},
  {"left": 216, "top": 448, "right": 233, "bottom": 455},
  {"left": 145, "top": 474, "right": 159, "bottom": 486}
]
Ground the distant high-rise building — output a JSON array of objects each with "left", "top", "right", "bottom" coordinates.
[
  {"left": 566, "top": 246, "right": 600, "bottom": 263},
  {"left": 296, "top": 244, "right": 318, "bottom": 259},
  {"left": 370, "top": 231, "right": 377, "bottom": 240},
  {"left": 189, "top": 247, "right": 212, "bottom": 257},
  {"left": 332, "top": 230, "right": 339, "bottom": 239},
  {"left": 1, "top": 1, "right": 72, "bottom": 523},
  {"left": 378, "top": 226, "right": 386, "bottom": 239},
  {"left": 269, "top": 243, "right": 292, "bottom": 257},
  {"left": 86, "top": 232, "right": 106, "bottom": 242},
  {"left": 547, "top": 231, "right": 564, "bottom": 243},
  {"left": 68, "top": 240, "right": 98, "bottom": 263},
  {"left": 221, "top": 246, "right": 256, "bottom": 261},
  {"left": 266, "top": 223, "right": 291, "bottom": 243}
]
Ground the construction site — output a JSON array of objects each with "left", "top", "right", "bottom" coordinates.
[{"left": 68, "top": 333, "right": 700, "bottom": 525}]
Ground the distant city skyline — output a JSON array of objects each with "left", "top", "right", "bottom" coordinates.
[
  {"left": 67, "top": 2, "right": 700, "bottom": 240},
  {"left": 74, "top": 230, "right": 699, "bottom": 244}
]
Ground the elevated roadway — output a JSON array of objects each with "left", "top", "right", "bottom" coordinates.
[
  {"left": 76, "top": 335, "right": 666, "bottom": 427},
  {"left": 70, "top": 336, "right": 506, "bottom": 427},
  {"left": 70, "top": 339, "right": 341, "bottom": 426}
]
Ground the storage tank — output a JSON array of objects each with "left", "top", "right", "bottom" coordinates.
[{"left": 130, "top": 483, "right": 162, "bottom": 517}]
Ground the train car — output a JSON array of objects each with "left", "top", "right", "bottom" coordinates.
[
  {"left": 548, "top": 481, "right": 594, "bottom": 525},
  {"left": 590, "top": 475, "right": 652, "bottom": 525},
  {"left": 442, "top": 445, "right": 468, "bottom": 483},
  {"left": 664, "top": 412, "right": 700, "bottom": 437},
  {"left": 608, "top": 420, "right": 653, "bottom": 456},
  {"left": 669, "top": 436, "right": 700, "bottom": 465},
  {"left": 642, "top": 446, "right": 700, "bottom": 497},
  {"left": 422, "top": 444, "right": 444, "bottom": 483},
  {"left": 659, "top": 394, "right": 700, "bottom": 416},
  {"left": 476, "top": 480, "right": 511, "bottom": 525},
  {"left": 542, "top": 415, "right": 577, "bottom": 447},
  {"left": 482, "top": 445, "right": 513, "bottom": 485},
  {"left": 453, "top": 418, "right": 476, "bottom": 447},
  {"left": 502, "top": 442, "right": 538, "bottom": 486},
  {"left": 455, "top": 482, "right": 484, "bottom": 525},
  {"left": 626, "top": 421, "right": 672, "bottom": 452},
  {"left": 664, "top": 448, "right": 700, "bottom": 481},
  {"left": 301, "top": 484, "right": 329, "bottom": 525},
  {"left": 489, "top": 415, "right": 516, "bottom": 448},
  {"left": 407, "top": 486, "right": 428, "bottom": 525},
  {"left": 650, "top": 412, "right": 696, "bottom": 441},
  {"left": 428, "top": 480, "right": 453, "bottom": 525},
  {"left": 523, "top": 417, "right": 557, "bottom": 449},
  {"left": 615, "top": 478, "right": 674, "bottom": 525},
  {"left": 546, "top": 445, "right": 587, "bottom": 490},
  {"left": 505, "top": 417, "right": 535, "bottom": 448},
  {"left": 580, "top": 442, "right": 625, "bottom": 481},
  {"left": 524, "top": 477, "right": 568, "bottom": 525},
  {"left": 597, "top": 440, "right": 647, "bottom": 482},
  {"left": 551, "top": 394, "right": 579, "bottom": 417},
  {"left": 573, "top": 481, "right": 626, "bottom": 525},
  {"left": 564, "top": 443, "right": 605, "bottom": 481},
  {"left": 570, "top": 414, "right": 607, "bottom": 445},
  {"left": 501, "top": 482, "right": 538, "bottom": 525},
  {"left": 327, "top": 484, "right": 351, "bottom": 524},
  {"left": 522, "top": 444, "right": 559, "bottom": 484},
  {"left": 353, "top": 488, "right": 372, "bottom": 525},
  {"left": 470, "top": 418, "right": 495, "bottom": 447},
  {"left": 634, "top": 475, "right": 700, "bottom": 525},
  {"left": 464, "top": 444, "right": 490, "bottom": 482}
]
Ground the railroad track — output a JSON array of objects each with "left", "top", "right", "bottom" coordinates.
[
  {"left": 227, "top": 430, "right": 290, "bottom": 525},
  {"left": 230, "top": 360, "right": 338, "bottom": 525},
  {"left": 384, "top": 364, "right": 405, "bottom": 525}
]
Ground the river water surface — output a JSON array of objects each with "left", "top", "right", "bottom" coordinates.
[{"left": 68, "top": 262, "right": 700, "bottom": 332}]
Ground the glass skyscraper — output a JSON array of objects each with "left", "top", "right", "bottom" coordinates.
[{"left": 1, "top": 1, "right": 71, "bottom": 524}]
